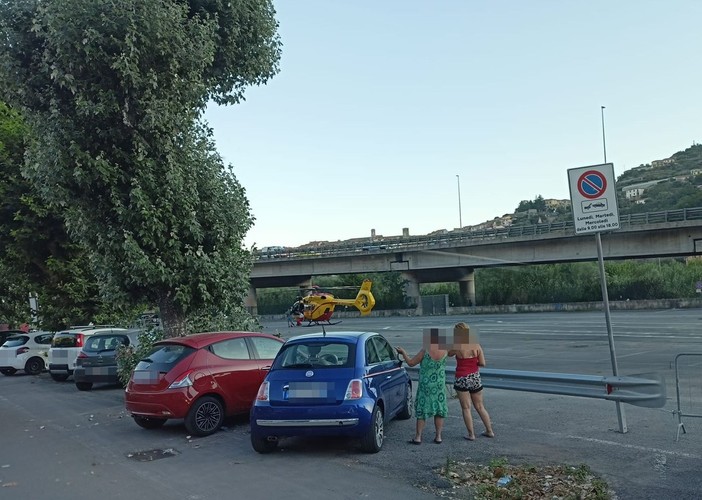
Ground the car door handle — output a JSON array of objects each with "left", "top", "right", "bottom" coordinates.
[{"left": 260, "top": 365, "right": 271, "bottom": 371}]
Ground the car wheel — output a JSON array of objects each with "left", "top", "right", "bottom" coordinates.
[
  {"left": 360, "top": 405, "right": 384, "bottom": 453},
  {"left": 132, "top": 415, "right": 167, "bottom": 429},
  {"left": 397, "top": 382, "right": 413, "bottom": 420},
  {"left": 50, "top": 373, "right": 69, "bottom": 382},
  {"left": 251, "top": 433, "right": 278, "bottom": 453},
  {"left": 75, "top": 381, "right": 93, "bottom": 391},
  {"left": 1, "top": 368, "right": 17, "bottom": 376},
  {"left": 24, "top": 357, "right": 45, "bottom": 376},
  {"left": 185, "top": 395, "right": 224, "bottom": 437}
]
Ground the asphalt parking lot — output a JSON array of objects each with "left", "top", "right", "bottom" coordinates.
[{"left": 2, "top": 310, "right": 702, "bottom": 499}]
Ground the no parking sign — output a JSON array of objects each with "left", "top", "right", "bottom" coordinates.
[{"left": 568, "top": 163, "right": 620, "bottom": 234}]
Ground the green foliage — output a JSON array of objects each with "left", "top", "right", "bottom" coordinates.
[{"left": 0, "top": 1, "right": 281, "bottom": 336}]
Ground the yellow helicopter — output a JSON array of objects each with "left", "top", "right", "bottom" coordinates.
[{"left": 292, "top": 279, "right": 375, "bottom": 326}]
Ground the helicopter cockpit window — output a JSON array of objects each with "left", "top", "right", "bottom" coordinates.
[{"left": 274, "top": 342, "right": 353, "bottom": 369}]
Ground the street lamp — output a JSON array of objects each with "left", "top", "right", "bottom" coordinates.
[
  {"left": 456, "top": 174, "right": 462, "bottom": 228},
  {"left": 601, "top": 106, "right": 607, "bottom": 163}
]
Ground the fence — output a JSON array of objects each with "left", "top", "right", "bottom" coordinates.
[
  {"left": 406, "top": 366, "right": 666, "bottom": 409},
  {"left": 673, "top": 353, "right": 702, "bottom": 441}
]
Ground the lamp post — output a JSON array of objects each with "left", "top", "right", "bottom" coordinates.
[
  {"left": 456, "top": 174, "right": 462, "bottom": 228},
  {"left": 601, "top": 106, "right": 607, "bottom": 163}
]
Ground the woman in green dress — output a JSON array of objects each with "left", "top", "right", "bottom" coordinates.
[{"left": 396, "top": 329, "right": 448, "bottom": 444}]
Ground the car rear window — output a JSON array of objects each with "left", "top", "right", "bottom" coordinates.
[
  {"left": 52, "top": 333, "right": 79, "bottom": 348},
  {"left": 2, "top": 336, "right": 29, "bottom": 348},
  {"left": 135, "top": 343, "right": 195, "bottom": 372},
  {"left": 83, "top": 335, "right": 129, "bottom": 353},
  {"left": 273, "top": 341, "right": 354, "bottom": 369}
]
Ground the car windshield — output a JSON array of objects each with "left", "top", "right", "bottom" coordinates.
[
  {"left": 52, "top": 333, "right": 79, "bottom": 347},
  {"left": 83, "top": 335, "right": 129, "bottom": 353},
  {"left": 135, "top": 343, "right": 195, "bottom": 372},
  {"left": 273, "top": 341, "right": 353, "bottom": 369},
  {"left": 2, "top": 336, "right": 29, "bottom": 348}
]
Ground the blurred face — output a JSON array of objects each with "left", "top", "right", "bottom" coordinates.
[
  {"left": 453, "top": 324, "right": 478, "bottom": 347},
  {"left": 422, "top": 328, "right": 450, "bottom": 349}
]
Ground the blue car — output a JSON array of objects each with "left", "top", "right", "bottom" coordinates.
[{"left": 250, "top": 331, "right": 412, "bottom": 453}]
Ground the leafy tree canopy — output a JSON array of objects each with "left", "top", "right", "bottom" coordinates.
[{"left": 0, "top": 0, "right": 282, "bottom": 335}]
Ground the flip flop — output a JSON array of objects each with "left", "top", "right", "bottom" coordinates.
[
  {"left": 433, "top": 438, "right": 443, "bottom": 444},
  {"left": 408, "top": 439, "right": 421, "bottom": 445},
  {"left": 482, "top": 432, "right": 495, "bottom": 438},
  {"left": 464, "top": 435, "right": 475, "bottom": 441}
]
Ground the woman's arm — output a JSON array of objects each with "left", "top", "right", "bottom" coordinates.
[
  {"left": 477, "top": 345, "right": 486, "bottom": 367},
  {"left": 396, "top": 347, "right": 424, "bottom": 367}
]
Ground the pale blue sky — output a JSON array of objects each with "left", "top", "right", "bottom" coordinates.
[{"left": 205, "top": 1, "right": 701, "bottom": 249}]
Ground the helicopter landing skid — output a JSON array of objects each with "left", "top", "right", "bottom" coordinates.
[{"left": 304, "top": 320, "right": 342, "bottom": 327}]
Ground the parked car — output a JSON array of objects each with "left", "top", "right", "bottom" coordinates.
[
  {"left": 250, "top": 331, "right": 412, "bottom": 454},
  {"left": 0, "top": 330, "right": 54, "bottom": 375},
  {"left": 125, "top": 331, "right": 285, "bottom": 437},
  {"left": 74, "top": 329, "right": 142, "bottom": 391},
  {"left": 0, "top": 329, "right": 26, "bottom": 347},
  {"left": 48, "top": 326, "right": 127, "bottom": 381}
]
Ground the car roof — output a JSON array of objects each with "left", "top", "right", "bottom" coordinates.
[
  {"left": 155, "top": 331, "right": 282, "bottom": 349},
  {"left": 285, "top": 331, "right": 378, "bottom": 343},
  {"left": 90, "top": 328, "right": 142, "bottom": 338}
]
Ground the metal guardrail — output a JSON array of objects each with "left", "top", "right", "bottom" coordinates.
[
  {"left": 673, "top": 353, "right": 702, "bottom": 441},
  {"left": 406, "top": 366, "right": 666, "bottom": 409},
  {"left": 254, "top": 207, "right": 702, "bottom": 260}
]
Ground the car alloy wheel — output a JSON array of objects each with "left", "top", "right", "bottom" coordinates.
[
  {"left": 185, "top": 396, "right": 224, "bottom": 437},
  {"left": 24, "top": 357, "right": 44, "bottom": 375},
  {"left": 361, "top": 405, "right": 384, "bottom": 453}
]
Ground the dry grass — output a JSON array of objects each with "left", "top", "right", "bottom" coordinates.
[{"left": 430, "top": 456, "right": 616, "bottom": 499}]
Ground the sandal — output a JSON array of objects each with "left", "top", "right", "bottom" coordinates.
[{"left": 408, "top": 439, "right": 422, "bottom": 445}]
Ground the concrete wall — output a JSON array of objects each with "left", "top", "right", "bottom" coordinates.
[{"left": 258, "top": 298, "right": 702, "bottom": 321}]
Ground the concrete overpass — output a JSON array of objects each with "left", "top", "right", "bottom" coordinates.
[{"left": 247, "top": 208, "right": 702, "bottom": 314}]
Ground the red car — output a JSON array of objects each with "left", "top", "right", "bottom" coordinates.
[{"left": 125, "top": 331, "right": 284, "bottom": 436}]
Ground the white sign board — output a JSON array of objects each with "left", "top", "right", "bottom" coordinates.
[{"left": 568, "top": 163, "right": 620, "bottom": 234}]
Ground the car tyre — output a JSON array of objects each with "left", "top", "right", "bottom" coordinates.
[
  {"left": 75, "top": 381, "right": 93, "bottom": 391},
  {"left": 1, "top": 368, "right": 17, "bottom": 376},
  {"left": 397, "top": 382, "right": 413, "bottom": 420},
  {"left": 251, "top": 434, "right": 278, "bottom": 453},
  {"left": 360, "top": 405, "right": 384, "bottom": 453},
  {"left": 50, "top": 373, "right": 69, "bottom": 382},
  {"left": 132, "top": 415, "right": 167, "bottom": 429},
  {"left": 185, "top": 395, "right": 224, "bottom": 437},
  {"left": 24, "top": 357, "right": 45, "bottom": 375}
]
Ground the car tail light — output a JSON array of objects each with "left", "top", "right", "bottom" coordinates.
[
  {"left": 16, "top": 347, "right": 30, "bottom": 355},
  {"left": 344, "top": 379, "right": 363, "bottom": 400},
  {"left": 77, "top": 351, "right": 88, "bottom": 359},
  {"left": 168, "top": 371, "right": 193, "bottom": 389},
  {"left": 75, "top": 333, "right": 85, "bottom": 348},
  {"left": 255, "top": 381, "right": 269, "bottom": 401}
]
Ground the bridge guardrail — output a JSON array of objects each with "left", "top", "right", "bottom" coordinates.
[
  {"left": 406, "top": 366, "right": 667, "bottom": 409},
  {"left": 255, "top": 207, "right": 702, "bottom": 260}
]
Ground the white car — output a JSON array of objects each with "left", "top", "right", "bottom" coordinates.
[
  {"left": 0, "top": 331, "right": 55, "bottom": 376},
  {"left": 48, "top": 326, "right": 127, "bottom": 381}
]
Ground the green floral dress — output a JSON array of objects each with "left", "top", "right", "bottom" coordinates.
[{"left": 414, "top": 351, "right": 448, "bottom": 419}]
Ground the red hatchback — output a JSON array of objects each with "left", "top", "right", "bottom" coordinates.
[{"left": 125, "top": 331, "right": 284, "bottom": 436}]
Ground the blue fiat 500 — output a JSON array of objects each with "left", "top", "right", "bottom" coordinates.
[{"left": 250, "top": 331, "right": 412, "bottom": 453}]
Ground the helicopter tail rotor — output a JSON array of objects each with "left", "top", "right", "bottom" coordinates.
[{"left": 354, "top": 279, "right": 376, "bottom": 315}]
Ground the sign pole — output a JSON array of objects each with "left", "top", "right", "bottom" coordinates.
[
  {"left": 595, "top": 231, "right": 627, "bottom": 433},
  {"left": 598, "top": 105, "right": 627, "bottom": 433}
]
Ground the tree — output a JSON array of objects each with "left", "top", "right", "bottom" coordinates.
[{"left": 0, "top": 1, "right": 282, "bottom": 336}]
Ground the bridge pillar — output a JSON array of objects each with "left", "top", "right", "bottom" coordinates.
[
  {"left": 401, "top": 272, "right": 422, "bottom": 314},
  {"left": 458, "top": 270, "right": 476, "bottom": 306},
  {"left": 245, "top": 284, "right": 258, "bottom": 316}
]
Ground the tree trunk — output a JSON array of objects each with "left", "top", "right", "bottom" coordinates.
[{"left": 157, "top": 290, "right": 187, "bottom": 338}]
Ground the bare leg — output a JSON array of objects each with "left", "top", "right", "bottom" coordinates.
[
  {"left": 471, "top": 390, "right": 494, "bottom": 436},
  {"left": 414, "top": 418, "right": 426, "bottom": 442},
  {"left": 434, "top": 416, "right": 444, "bottom": 442},
  {"left": 457, "top": 391, "right": 475, "bottom": 439}
]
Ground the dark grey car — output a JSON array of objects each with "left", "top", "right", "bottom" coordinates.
[{"left": 74, "top": 329, "right": 142, "bottom": 391}]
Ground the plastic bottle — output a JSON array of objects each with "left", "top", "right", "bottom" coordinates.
[{"left": 496, "top": 475, "right": 512, "bottom": 487}]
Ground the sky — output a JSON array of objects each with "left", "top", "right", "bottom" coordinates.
[{"left": 204, "top": 1, "right": 702, "bottom": 249}]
